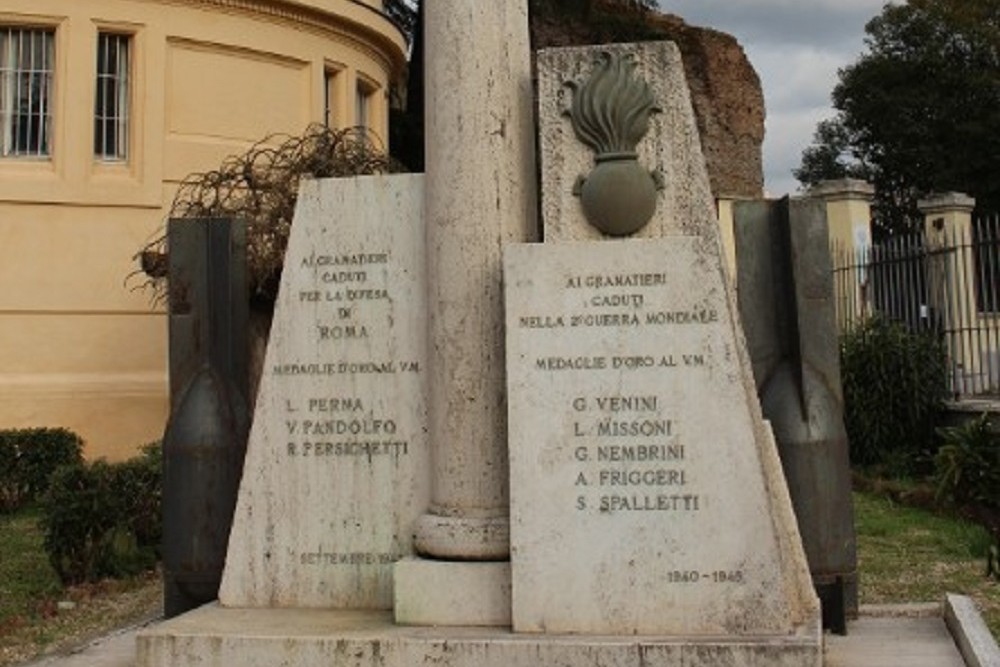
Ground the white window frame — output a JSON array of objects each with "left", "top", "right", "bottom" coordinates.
[
  {"left": 324, "top": 66, "right": 341, "bottom": 129},
  {"left": 355, "top": 76, "right": 377, "bottom": 134},
  {"left": 0, "top": 26, "right": 55, "bottom": 158},
  {"left": 94, "top": 31, "right": 130, "bottom": 161}
]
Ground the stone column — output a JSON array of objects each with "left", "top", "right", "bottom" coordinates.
[
  {"left": 809, "top": 178, "right": 875, "bottom": 328},
  {"left": 396, "top": 0, "right": 536, "bottom": 625},
  {"left": 919, "top": 193, "right": 976, "bottom": 394}
]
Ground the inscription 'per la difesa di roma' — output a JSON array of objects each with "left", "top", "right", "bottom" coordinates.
[{"left": 296, "top": 251, "right": 392, "bottom": 343}]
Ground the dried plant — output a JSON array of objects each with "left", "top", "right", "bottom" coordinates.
[{"left": 134, "top": 124, "right": 402, "bottom": 304}]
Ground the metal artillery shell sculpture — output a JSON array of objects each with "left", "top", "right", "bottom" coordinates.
[{"left": 566, "top": 51, "right": 664, "bottom": 236}]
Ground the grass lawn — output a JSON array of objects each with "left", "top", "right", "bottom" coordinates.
[
  {"left": 854, "top": 491, "right": 999, "bottom": 638},
  {"left": 0, "top": 507, "right": 161, "bottom": 667}
]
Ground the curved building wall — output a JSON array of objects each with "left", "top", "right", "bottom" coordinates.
[{"left": 0, "top": 0, "right": 406, "bottom": 459}]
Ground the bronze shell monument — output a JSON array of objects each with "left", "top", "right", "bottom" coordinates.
[{"left": 566, "top": 51, "right": 664, "bottom": 236}]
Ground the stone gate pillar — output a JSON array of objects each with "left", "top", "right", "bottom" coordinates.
[
  {"left": 809, "top": 179, "right": 875, "bottom": 329},
  {"left": 919, "top": 192, "right": 977, "bottom": 394}
]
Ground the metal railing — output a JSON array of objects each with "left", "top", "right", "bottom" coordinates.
[{"left": 832, "top": 213, "right": 1000, "bottom": 399}]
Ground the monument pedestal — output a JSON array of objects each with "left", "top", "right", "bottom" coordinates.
[
  {"left": 138, "top": 605, "right": 821, "bottom": 667},
  {"left": 393, "top": 559, "right": 511, "bottom": 626}
]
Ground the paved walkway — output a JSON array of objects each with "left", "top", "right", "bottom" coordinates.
[
  {"left": 19, "top": 608, "right": 983, "bottom": 667},
  {"left": 21, "top": 623, "right": 142, "bottom": 667},
  {"left": 826, "top": 616, "right": 966, "bottom": 666}
]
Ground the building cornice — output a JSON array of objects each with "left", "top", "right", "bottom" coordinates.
[{"left": 146, "top": 0, "right": 407, "bottom": 78}]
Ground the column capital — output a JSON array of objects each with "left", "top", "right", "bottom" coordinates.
[
  {"left": 807, "top": 178, "right": 874, "bottom": 203},
  {"left": 917, "top": 192, "right": 976, "bottom": 216}
]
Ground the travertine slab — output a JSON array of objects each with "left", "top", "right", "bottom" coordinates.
[
  {"left": 538, "top": 42, "right": 717, "bottom": 241},
  {"left": 219, "top": 174, "right": 428, "bottom": 609},
  {"left": 505, "top": 239, "right": 818, "bottom": 637},
  {"left": 508, "top": 40, "right": 820, "bottom": 644},
  {"left": 394, "top": 559, "right": 512, "bottom": 627},
  {"left": 138, "top": 605, "right": 822, "bottom": 667}
]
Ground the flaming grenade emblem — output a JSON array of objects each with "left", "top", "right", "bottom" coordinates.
[{"left": 566, "top": 51, "right": 664, "bottom": 236}]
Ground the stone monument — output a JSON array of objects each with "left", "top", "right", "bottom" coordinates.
[
  {"left": 217, "top": 174, "right": 429, "bottom": 609},
  {"left": 503, "top": 42, "right": 821, "bottom": 650},
  {"left": 139, "top": 6, "right": 822, "bottom": 666}
]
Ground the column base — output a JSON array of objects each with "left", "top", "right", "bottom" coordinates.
[
  {"left": 413, "top": 512, "right": 509, "bottom": 560},
  {"left": 394, "top": 558, "right": 511, "bottom": 626}
]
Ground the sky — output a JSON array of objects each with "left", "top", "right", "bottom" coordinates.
[{"left": 659, "top": 0, "right": 889, "bottom": 197}]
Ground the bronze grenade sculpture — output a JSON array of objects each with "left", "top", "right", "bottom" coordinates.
[{"left": 566, "top": 51, "right": 663, "bottom": 236}]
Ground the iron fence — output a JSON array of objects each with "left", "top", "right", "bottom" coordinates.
[{"left": 832, "top": 213, "right": 1000, "bottom": 399}]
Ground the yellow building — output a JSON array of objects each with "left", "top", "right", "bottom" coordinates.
[{"left": 0, "top": 0, "right": 406, "bottom": 459}]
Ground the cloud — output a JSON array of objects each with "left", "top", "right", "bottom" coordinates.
[
  {"left": 765, "top": 106, "right": 838, "bottom": 196},
  {"left": 662, "top": 0, "right": 884, "bottom": 48},
  {"left": 657, "top": 0, "right": 886, "bottom": 195},
  {"left": 752, "top": 46, "right": 845, "bottom": 111}
]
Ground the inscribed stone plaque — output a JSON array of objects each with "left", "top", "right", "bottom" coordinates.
[
  {"left": 504, "top": 238, "right": 818, "bottom": 636},
  {"left": 219, "top": 175, "right": 428, "bottom": 609}
]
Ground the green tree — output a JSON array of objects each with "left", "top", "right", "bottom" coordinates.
[
  {"left": 794, "top": 118, "right": 870, "bottom": 186},
  {"left": 796, "top": 0, "right": 1000, "bottom": 233}
]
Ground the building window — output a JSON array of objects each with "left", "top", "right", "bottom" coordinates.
[
  {"left": 0, "top": 27, "right": 55, "bottom": 158},
  {"left": 95, "top": 32, "right": 130, "bottom": 161},
  {"left": 324, "top": 68, "right": 338, "bottom": 128},
  {"left": 355, "top": 79, "right": 374, "bottom": 133}
]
